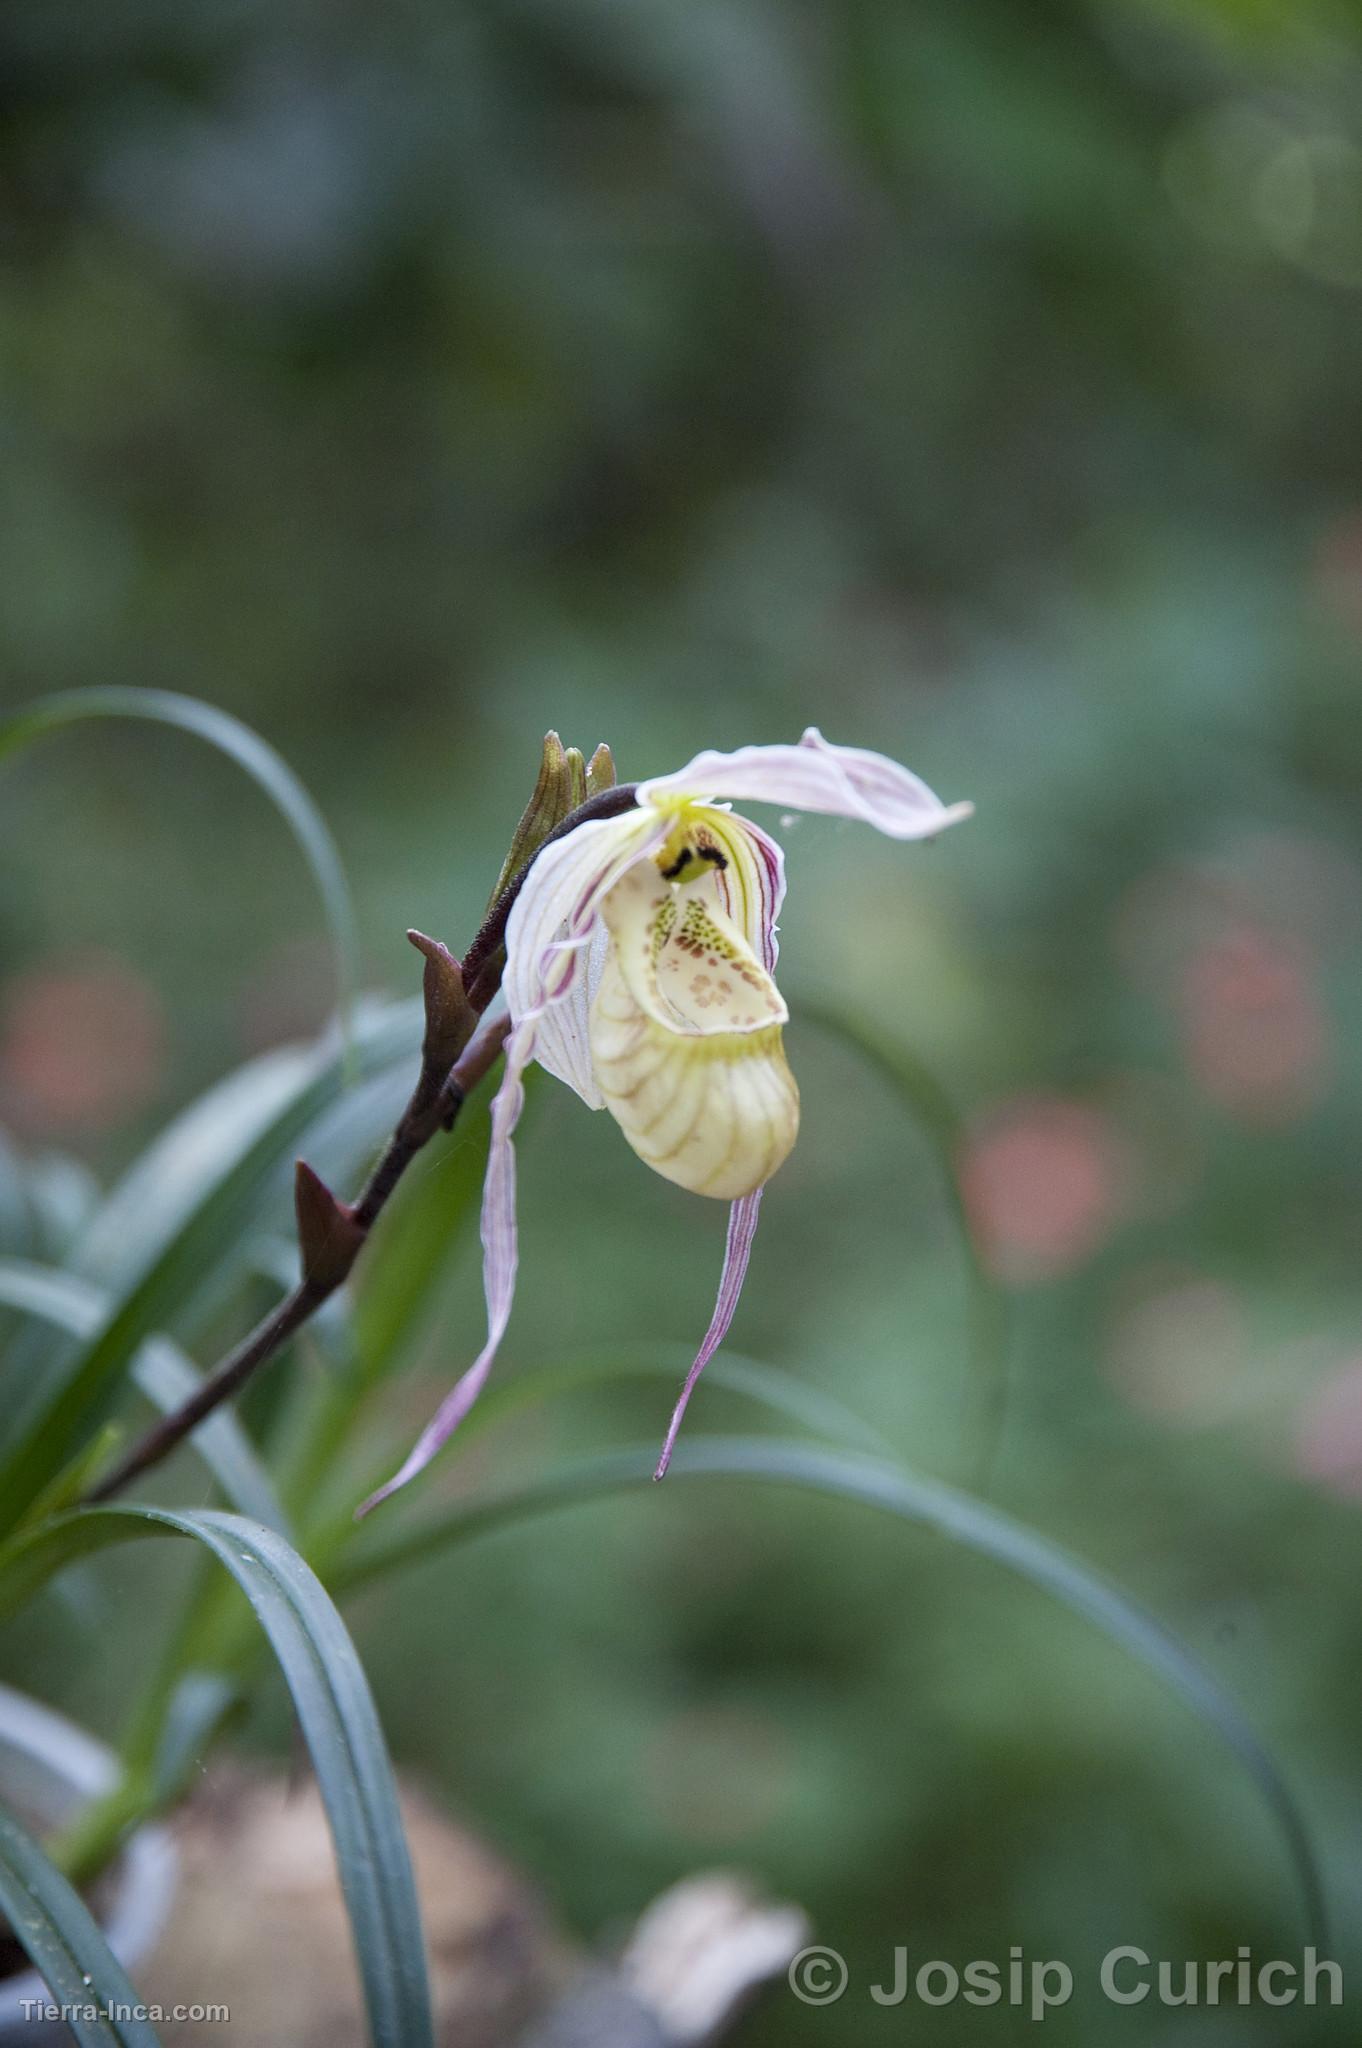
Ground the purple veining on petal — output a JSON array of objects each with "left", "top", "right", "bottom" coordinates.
[
  {"left": 638, "top": 729, "right": 972, "bottom": 840},
  {"left": 695, "top": 806, "right": 787, "bottom": 973},
  {"left": 741, "top": 814, "right": 786, "bottom": 970}
]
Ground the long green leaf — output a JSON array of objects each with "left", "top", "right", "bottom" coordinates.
[
  {"left": 343, "top": 1435, "right": 1325, "bottom": 1941},
  {"left": 0, "top": 1797, "right": 161, "bottom": 2048},
  {"left": 16, "top": 1426, "right": 124, "bottom": 1531},
  {"left": 0, "top": 1260, "right": 287, "bottom": 1533},
  {"left": 73, "top": 999, "right": 419, "bottom": 1306},
  {"left": 21, "top": 1152, "right": 102, "bottom": 1265},
  {"left": 0, "top": 1509, "right": 434, "bottom": 2048},
  {"left": 0, "top": 1002, "right": 421, "bottom": 1530},
  {"left": 352, "top": 1091, "right": 494, "bottom": 1389},
  {"left": 69, "top": 1046, "right": 319, "bottom": 1299},
  {"left": 0, "top": 687, "right": 358, "bottom": 1043},
  {"left": 314, "top": 1344, "right": 895, "bottom": 1565},
  {"left": 430, "top": 1343, "right": 895, "bottom": 1459}
]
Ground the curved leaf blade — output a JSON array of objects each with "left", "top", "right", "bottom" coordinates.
[
  {"left": 71, "top": 1046, "right": 319, "bottom": 1300},
  {"left": 0, "top": 687, "right": 358, "bottom": 1043},
  {"left": 343, "top": 1435, "right": 1325, "bottom": 1941},
  {"left": 0, "top": 1260, "right": 287, "bottom": 1533},
  {"left": 0, "top": 1798, "right": 161, "bottom": 2048},
  {"left": 315, "top": 1343, "right": 893, "bottom": 1564},
  {"left": 0, "top": 1001, "right": 421, "bottom": 1530},
  {"left": 434, "top": 1342, "right": 895, "bottom": 1459},
  {"left": 0, "top": 1508, "right": 434, "bottom": 2048}
]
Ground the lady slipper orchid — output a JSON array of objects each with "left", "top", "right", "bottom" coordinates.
[{"left": 362, "top": 730, "right": 971, "bottom": 1513}]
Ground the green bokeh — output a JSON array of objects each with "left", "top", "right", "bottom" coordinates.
[{"left": 2, "top": 0, "right": 1361, "bottom": 2041}]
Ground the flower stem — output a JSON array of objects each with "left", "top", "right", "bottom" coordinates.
[{"left": 79, "top": 780, "right": 638, "bottom": 1508}]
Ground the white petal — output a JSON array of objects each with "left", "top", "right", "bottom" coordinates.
[
  {"left": 503, "top": 807, "right": 668, "bottom": 1107},
  {"left": 525, "top": 921, "right": 611, "bottom": 1109},
  {"left": 638, "top": 727, "right": 973, "bottom": 840}
]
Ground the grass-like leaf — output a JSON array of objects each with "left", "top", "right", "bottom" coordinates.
[
  {"left": 0, "top": 1260, "right": 287, "bottom": 1533},
  {"left": 0, "top": 687, "right": 358, "bottom": 1044},
  {"left": 0, "top": 1796, "right": 162, "bottom": 2047},
  {"left": 319, "top": 1344, "right": 894, "bottom": 1565},
  {"left": 352, "top": 1090, "right": 493, "bottom": 1391},
  {"left": 343, "top": 1434, "right": 1325, "bottom": 1942},
  {"left": 0, "top": 1509, "right": 434, "bottom": 2048},
  {"left": 69, "top": 1046, "right": 321, "bottom": 1301},
  {"left": 0, "top": 1002, "right": 421, "bottom": 1532},
  {"left": 437, "top": 1342, "right": 895, "bottom": 1459}
]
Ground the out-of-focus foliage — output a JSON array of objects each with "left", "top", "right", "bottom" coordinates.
[{"left": 3, "top": 0, "right": 1362, "bottom": 2042}]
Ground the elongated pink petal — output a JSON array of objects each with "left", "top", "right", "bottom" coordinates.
[
  {"left": 639, "top": 728, "right": 972, "bottom": 840},
  {"left": 357, "top": 1019, "right": 535, "bottom": 1515},
  {"left": 653, "top": 1188, "right": 764, "bottom": 1479}
]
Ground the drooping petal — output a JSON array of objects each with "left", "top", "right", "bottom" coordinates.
[
  {"left": 589, "top": 860, "right": 799, "bottom": 1199},
  {"left": 503, "top": 807, "right": 668, "bottom": 1108},
  {"left": 653, "top": 1188, "right": 764, "bottom": 1479},
  {"left": 639, "top": 727, "right": 973, "bottom": 840},
  {"left": 357, "top": 1017, "right": 535, "bottom": 1515}
]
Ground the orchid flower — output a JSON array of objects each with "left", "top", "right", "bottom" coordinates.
[{"left": 361, "top": 730, "right": 971, "bottom": 1513}]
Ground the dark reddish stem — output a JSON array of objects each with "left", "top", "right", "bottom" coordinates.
[
  {"left": 82, "top": 780, "right": 638, "bottom": 1507},
  {"left": 84, "top": 1017, "right": 510, "bottom": 1506}
]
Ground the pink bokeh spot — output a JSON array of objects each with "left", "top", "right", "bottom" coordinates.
[
  {"left": 960, "top": 1095, "right": 1125, "bottom": 1285},
  {"left": 1112, "top": 839, "right": 1348, "bottom": 1130},
  {"left": 1312, "top": 510, "right": 1362, "bottom": 638},
  {"left": 1294, "top": 1358, "right": 1362, "bottom": 1503},
  {"left": 1178, "top": 925, "right": 1332, "bottom": 1127},
  {"left": 0, "top": 953, "right": 167, "bottom": 1137}
]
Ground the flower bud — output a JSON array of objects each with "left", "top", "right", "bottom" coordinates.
[
  {"left": 586, "top": 742, "right": 616, "bottom": 796},
  {"left": 486, "top": 731, "right": 577, "bottom": 909},
  {"left": 564, "top": 745, "right": 588, "bottom": 810}
]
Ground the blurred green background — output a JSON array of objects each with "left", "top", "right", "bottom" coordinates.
[{"left": 3, "top": 0, "right": 1362, "bottom": 2039}]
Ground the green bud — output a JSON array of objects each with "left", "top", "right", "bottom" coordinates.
[
  {"left": 486, "top": 731, "right": 577, "bottom": 910},
  {"left": 564, "top": 745, "right": 588, "bottom": 811},
  {"left": 586, "top": 742, "right": 616, "bottom": 796}
]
